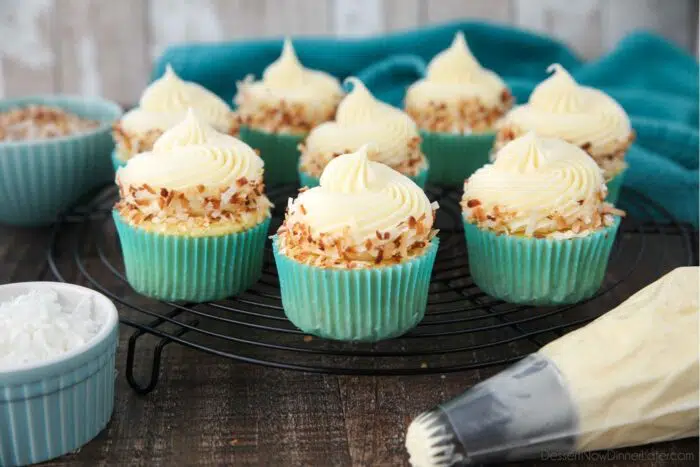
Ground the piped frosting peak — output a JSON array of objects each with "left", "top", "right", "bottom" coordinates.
[
  {"left": 234, "top": 39, "right": 344, "bottom": 133},
  {"left": 120, "top": 64, "right": 233, "bottom": 134},
  {"left": 336, "top": 78, "right": 404, "bottom": 123},
  {"left": 426, "top": 32, "right": 483, "bottom": 84},
  {"left": 529, "top": 64, "right": 585, "bottom": 113},
  {"left": 262, "top": 38, "right": 306, "bottom": 88},
  {"left": 404, "top": 32, "right": 512, "bottom": 131},
  {"left": 301, "top": 78, "right": 424, "bottom": 175},
  {"left": 498, "top": 132, "right": 548, "bottom": 173},
  {"left": 501, "top": 63, "right": 633, "bottom": 155},
  {"left": 319, "top": 144, "right": 380, "bottom": 194}
]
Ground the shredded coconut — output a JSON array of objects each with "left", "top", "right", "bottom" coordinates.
[
  {"left": 0, "top": 289, "right": 104, "bottom": 369},
  {"left": 405, "top": 91, "right": 513, "bottom": 133},
  {"left": 0, "top": 105, "right": 99, "bottom": 141}
]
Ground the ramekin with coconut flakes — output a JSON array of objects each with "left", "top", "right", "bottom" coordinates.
[
  {"left": 0, "top": 282, "right": 119, "bottom": 467},
  {"left": 0, "top": 95, "right": 122, "bottom": 227}
]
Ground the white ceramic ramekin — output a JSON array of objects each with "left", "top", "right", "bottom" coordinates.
[{"left": 0, "top": 282, "right": 119, "bottom": 466}]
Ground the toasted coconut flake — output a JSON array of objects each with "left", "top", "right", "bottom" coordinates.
[
  {"left": 406, "top": 93, "right": 513, "bottom": 134},
  {"left": 235, "top": 84, "right": 341, "bottom": 134},
  {"left": 277, "top": 211, "right": 436, "bottom": 269},
  {"left": 461, "top": 187, "right": 625, "bottom": 238},
  {"left": 299, "top": 140, "right": 427, "bottom": 178},
  {"left": 116, "top": 176, "right": 273, "bottom": 233}
]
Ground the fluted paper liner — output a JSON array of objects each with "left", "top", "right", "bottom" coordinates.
[
  {"left": 238, "top": 126, "right": 305, "bottom": 185},
  {"left": 273, "top": 238, "right": 439, "bottom": 341},
  {"left": 420, "top": 131, "right": 495, "bottom": 186},
  {"left": 463, "top": 218, "right": 620, "bottom": 305},
  {"left": 298, "top": 166, "right": 429, "bottom": 190},
  {"left": 113, "top": 212, "right": 270, "bottom": 302}
]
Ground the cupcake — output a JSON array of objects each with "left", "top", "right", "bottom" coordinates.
[
  {"left": 235, "top": 38, "right": 344, "bottom": 185},
  {"left": 494, "top": 64, "right": 634, "bottom": 203},
  {"left": 299, "top": 78, "right": 428, "bottom": 188},
  {"left": 405, "top": 32, "right": 513, "bottom": 186},
  {"left": 274, "top": 145, "right": 439, "bottom": 341},
  {"left": 462, "top": 132, "right": 624, "bottom": 305},
  {"left": 112, "top": 65, "right": 237, "bottom": 170},
  {"left": 113, "top": 110, "right": 272, "bottom": 302}
]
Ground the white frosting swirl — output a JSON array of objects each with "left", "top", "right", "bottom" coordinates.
[
  {"left": 290, "top": 145, "right": 433, "bottom": 243},
  {"left": 118, "top": 110, "right": 264, "bottom": 193},
  {"left": 120, "top": 65, "right": 233, "bottom": 134},
  {"left": 303, "top": 78, "right": 424, "bottom": 171},
  {"left": 503, "top": 64, "right": 632, "bottom": 150},
  {"left": 405, "top": 32, "right": 510, "bottom": 109},
  {"left": 262, "top": 38, "right": 306, "bottom": 88},
  {"left": 235, "top": 38, "right": 343, "bottom": 131},
  {"left": 463, "top": 132, "right": 607, "bottom": 236}
]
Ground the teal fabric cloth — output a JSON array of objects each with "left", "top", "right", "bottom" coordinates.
[{"left": 153, "top": 21, "right": 699, "bottom": 227}]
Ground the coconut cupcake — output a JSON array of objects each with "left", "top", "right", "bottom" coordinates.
[
  {"left": 462, "top": 132, "right": 624, "bottom": 305},
  {"left": 494, "top": 64, "right": 634, "bottom": 203},
  {"left": 112, "top": 65, "right": 237, "bottom": 171},
  {"left": 113, "top": 110, "right": 272, "bottom": 302},
  {"left": 405, "top": 32, "right": 513, "bottom": 186},
  {"left": 299, "top": 78, "right": 428, "bottom": 189},
  {"left": 235, "top": 38, "right": 344, "bottom": 185},
  {"left": 275, "top": 145, "right": 439, "bottom": 341}
]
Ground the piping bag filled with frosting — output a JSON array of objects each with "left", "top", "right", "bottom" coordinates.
[{"left": 406, "top": 267, "right": 699, "bottom": 466}]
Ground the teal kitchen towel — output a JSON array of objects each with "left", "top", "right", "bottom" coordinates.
[{"left": 152, "top": 21, "right": 699, "bottom": 227}]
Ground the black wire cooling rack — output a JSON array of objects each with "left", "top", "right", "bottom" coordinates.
[{"left": 48, "top": 184, "right": 697, "bottom": 394}]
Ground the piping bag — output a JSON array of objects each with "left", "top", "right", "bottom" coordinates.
[{"left": 406, "top": 267, "right": 699, "bottom": 466}]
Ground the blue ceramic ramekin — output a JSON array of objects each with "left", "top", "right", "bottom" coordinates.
[
  {"left": 0, "top": 95, "right": 122, "bottom": 227},
  {"left": 0, "top": 282, "right": 119, "bottom": 467}
]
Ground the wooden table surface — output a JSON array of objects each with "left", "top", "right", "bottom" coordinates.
[{"left": 1, "top": 195, "right": 698, "bottom": 466}]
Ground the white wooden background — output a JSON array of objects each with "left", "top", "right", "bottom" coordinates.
[{"left": 0, "top": 0, "right": 697, "bottom": 103}]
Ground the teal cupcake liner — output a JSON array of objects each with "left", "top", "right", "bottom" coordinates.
[
  {"left": 113, "top": 212, "right": 270, "bottom": 302},
  {"left": 420, "top": 131, "right": 496, "bottom": 186},
  {"left": 238, "top": 126, "right": 305, "bottom": 185},
  {"left": 0, "top": 95, "right": 122, "bottom": 226},
  {"left": 111, "top": 148, "right": 126, "bottom": 172},
  {"left": 298, "top": 166, "right": 429, "bottom": 189},
  {"left": 273, "top": 238, "right": 439, "bottom": 342},
  {"left": 605, "top": 169, "right": 626, "bottom": 204},
  {"left": 463, "top": 218, "right": 621, "bottom": 306}
]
